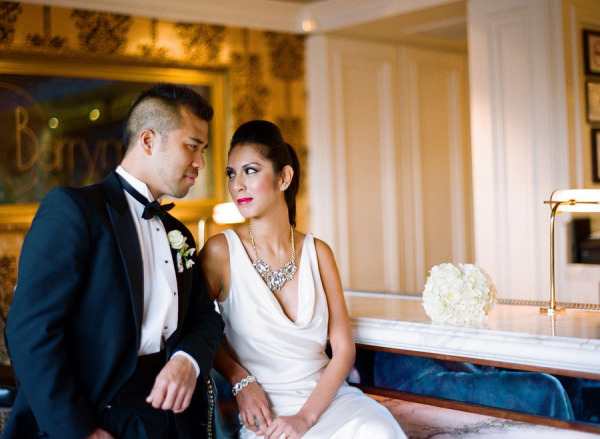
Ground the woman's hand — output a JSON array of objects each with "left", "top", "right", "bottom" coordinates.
[
  {"left": 264, "top": 413, "right": 313, "bottom": 439},
  {"left": 236, "top": 382, "right": 273, "bottom": 435}
]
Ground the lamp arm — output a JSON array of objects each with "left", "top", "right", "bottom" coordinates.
[
  {"left": 549, "top": 201, "right": 564, "bottom": 310},
  {"left": 542, "top": 191, "right": 600, "bottom": 314}
]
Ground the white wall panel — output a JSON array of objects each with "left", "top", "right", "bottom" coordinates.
[
  {"left": 308, "top": 35, "right": 470, "bottom": 293},
  {"left": 468, "top": 0, "right": 568, "bottom": 300},
  {"left": 397, "top": 47, "right": 471, "bottom": 293},
  {"left": 328, "top": 38, "right": 398, "bottom": 291},
  {"left": 308, "top": 36, "right": 400, "bottom": 291}
]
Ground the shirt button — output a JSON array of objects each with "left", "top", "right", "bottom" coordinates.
[
  {"left": 164, "top": 326, "right": 168, "bottom": 330},
  {"left": 174, "top": 292, "right": 177, "bottom": 295},
  {"left": 156, "top": 228, "right": 160, "bottom": 231},
  {"left": 165, "top": 260, "right": 168, "bottom": 263}
]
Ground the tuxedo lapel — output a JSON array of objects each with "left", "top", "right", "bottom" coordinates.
[{"left": 102, "top": 172, "right": 145, "bottom": 339}]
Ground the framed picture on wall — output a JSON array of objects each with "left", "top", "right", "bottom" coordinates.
[
  {"left": 0, "top": 56, "right": 227, "bottom": 206},
  {"left": 584, "top": 30, "right": 600, "bottom": 75},
  {"left": 587, "top": 81, "right": 600, "bottom": 123},
  {"left": 593, "top": 129, "right": 600, "bottom": 183}
]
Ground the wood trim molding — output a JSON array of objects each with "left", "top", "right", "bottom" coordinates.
[
  {"left": 21, "top": 0, "right": 462, "bottom": 34},
  {"left": 310, "top": 0, "right": 460, "bottom": 32},
  {"left": 307, "top": 35, "right": 337, "bottom": 251},
  {"left": 378, "top": 63, "right": 401, "bottom": 291},
  {"left": 396, "top": 48, "right": 419, "bottom": 292},
  {"left": 330, "top": 48, "right": 351, "bottom": 285},
  {"left": 0, "top": 204, "right": 38, "bottom": 232},
  {"left": 356, "top": 384, "right": 600, "bottom": 434},
  {"left": 21, "top": 0, "right": 303, "bottom": 32},
  {"left": 406, "top": 58, "right": 427, "bottom": 291},
  {"left": 447, "top": 68, "right": 469, "bottom": 263}
]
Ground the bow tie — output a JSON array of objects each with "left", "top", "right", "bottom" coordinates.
[
  {"left": 141, "top": 200, "right": 175, "bottom": 220},
  {"left": 117, "top": 174, "right": 175, "bottom": 221}
]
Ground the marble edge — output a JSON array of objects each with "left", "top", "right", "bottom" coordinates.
[
  {"left": 350, "top": 317, "right": 600, "bottom": 375},
  {"left": 344, "top": 290, "right": 419, "bottom": 299}
]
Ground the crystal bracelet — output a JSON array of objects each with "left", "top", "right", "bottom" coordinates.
[{"left": 232, "top": 375, "right": 257, "bottom": 396}]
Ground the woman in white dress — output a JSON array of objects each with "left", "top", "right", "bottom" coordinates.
[{"left": 200, "top": 120, "right": 405, "bottom": 439}]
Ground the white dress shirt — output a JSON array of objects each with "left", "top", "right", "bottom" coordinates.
[{"left": 116, "top": 167, "right": 199, "bottom": 376}]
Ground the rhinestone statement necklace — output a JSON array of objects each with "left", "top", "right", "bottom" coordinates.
[{"left": 248, "top": 222, "right": 297, "bottom": 292}]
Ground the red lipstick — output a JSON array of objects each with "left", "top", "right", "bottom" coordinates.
[{"left": 237, "top": 198, "right": 252, "bottom": 205}]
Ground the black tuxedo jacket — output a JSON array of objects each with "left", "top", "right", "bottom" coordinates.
[{"left": 4, "top": 172, "right": 223, "bottom": 439}]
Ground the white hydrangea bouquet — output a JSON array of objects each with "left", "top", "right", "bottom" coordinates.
[{"left": 422, "top": 263, "right": 497, "bottom": 326}]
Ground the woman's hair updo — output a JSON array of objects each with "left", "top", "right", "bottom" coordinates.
[{"left": 229, "top": 120, "right": 300, "bottom": 227}]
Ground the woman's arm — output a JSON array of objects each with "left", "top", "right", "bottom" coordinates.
[
  {"left": 214, "top": 347, "right": 273, "bottom": 434},
  {"left": 199, "top": 234, "right": 274, "bottom": 434},
  {"left": 265, "top": 238, "right": 355, "bottom": 439},
  {"left": 198, "top": 234, "right": 229, "bottom": 302}
]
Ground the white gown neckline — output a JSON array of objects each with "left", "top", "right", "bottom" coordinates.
[{"left": 228, "top": 230, "right": 310, "bottom": 325}]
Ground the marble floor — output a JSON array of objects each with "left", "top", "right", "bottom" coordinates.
[{"left": 372, "top": 396, "right": 600, "bottom": 438}]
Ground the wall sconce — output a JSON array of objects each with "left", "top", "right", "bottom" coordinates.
[
  {"left": 543, "top": 189, "right": 600, "bottom": 314},
  {"left": 197, "top": 203, "right": 245, "bottom": 250},
  {"left": 212, "top": 202, "right": 246, "bottom": 225},
  {"left": 298, "top": 9, "right": 317, "bottom": 33}
]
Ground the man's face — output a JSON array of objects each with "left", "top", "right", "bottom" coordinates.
[{"left": 150, "top": 108, "right": 209, "bottom": 199}]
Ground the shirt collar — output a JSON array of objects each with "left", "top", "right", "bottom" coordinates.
[{"left": 116, "top": 166, "right": 160, "bottom": 202}]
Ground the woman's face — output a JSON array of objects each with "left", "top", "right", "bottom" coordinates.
[{"left": 226, "top": 143, "right": 283, "bottom": 219}]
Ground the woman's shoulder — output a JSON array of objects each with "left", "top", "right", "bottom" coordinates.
[
  {"left": 304, "top": 233, "right": 336, "bottom": 265},
  {"left": 311, "top": 235, "right": 333, "bottom": 255},
  {"left": 200, "top": 232, "right": 230, "bottom": 263}
]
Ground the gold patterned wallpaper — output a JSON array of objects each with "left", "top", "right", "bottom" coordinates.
[{"left": 0, "top": 0, "right": 309, "bottom": 227}]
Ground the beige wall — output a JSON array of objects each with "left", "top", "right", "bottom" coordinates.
[
  {"left": 308, "top": 35, "right": 471, "bottom": 293},
  {"left": 398, "top": 46, "right": 472, "bottom": 287}
]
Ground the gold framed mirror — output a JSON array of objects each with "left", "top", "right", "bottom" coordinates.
[{"left": 0, "top": 54, "right": 230, "bottom": 241}]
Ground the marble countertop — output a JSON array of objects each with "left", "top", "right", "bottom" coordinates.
[{"left": 344, "top": 291, "right": 600, "bottom": 378}]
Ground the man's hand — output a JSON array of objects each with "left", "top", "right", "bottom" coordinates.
[
  {"left": 146, "top": 355, "right": 197, "bottom": 413},
  {"left": 86, "top": 428, "right": 115, "bottom": 439}
]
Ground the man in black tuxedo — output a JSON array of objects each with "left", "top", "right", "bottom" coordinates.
[{"left": 4, "top": 83, "right": 224, "bottom": 439}]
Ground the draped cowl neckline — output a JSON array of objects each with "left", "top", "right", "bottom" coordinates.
[{"left": 225, "top": 229, "right": 313, "bottom": 327}]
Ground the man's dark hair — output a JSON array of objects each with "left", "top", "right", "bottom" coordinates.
[{"left": 123, "top": 82, "right": 214, "bottom": 150}]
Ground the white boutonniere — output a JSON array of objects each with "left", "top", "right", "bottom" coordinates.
[{"left": 167, "top": 230, "right": 195, "bottom": 273}]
